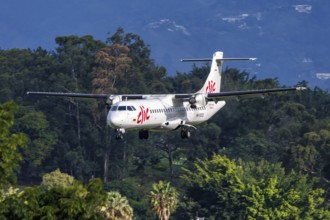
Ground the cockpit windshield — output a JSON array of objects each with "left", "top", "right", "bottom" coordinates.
[
  {"left": 118, "top": 106, "right": 126, "bottom": 111},
  {"left": 110, "top": 106, "right": 136, "bottom": 111},
  {"left": 127, "top": 106, "right": 135, "bottom": 111}
]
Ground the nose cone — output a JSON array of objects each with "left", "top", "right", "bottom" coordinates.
[{"left": 107, "top": 111, "right": 122, "bottom": 128}]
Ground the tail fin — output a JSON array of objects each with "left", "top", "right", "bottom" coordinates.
[
  {"left": 181, "top": 51, "right": 256, "bottom": 94},
  {"left": 198, "top": 51, "right": 223, "bottom": 94}
]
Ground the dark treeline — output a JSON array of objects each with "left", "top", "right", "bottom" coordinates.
[{"left": 0, "top": 28, "right": 329, "bottom": 219}]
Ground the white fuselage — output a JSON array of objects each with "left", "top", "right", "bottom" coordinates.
[{"left": 107, "top": 95, "right": 226, "bottom": 131}]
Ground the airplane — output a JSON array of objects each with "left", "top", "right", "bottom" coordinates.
[{"left": 27, "top": 51, "right": 305, "bottom": 140}]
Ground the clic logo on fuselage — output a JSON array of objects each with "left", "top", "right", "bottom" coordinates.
[
  {"left": 206, "top": 80, "right": 216, "bottom": 94},
  {"left": 137, "top": 106, "right": 150, "bottom": 124}
]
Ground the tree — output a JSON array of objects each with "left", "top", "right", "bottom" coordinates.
[
  {"left": 92, "top": 44, "right": 132, "bottom": 94},
  {"left": 0, "top": 171, "right": 106, "bottom": 219},
  {"left": 241, "top": 160, "right": 330, "bottom": 219},
  {"left": 92, "top": 43, "right": 132, "bottom": 182},
  {"left": 41, "top": 168, "right": 74, "bottom": 190},
  {"left": 154, "top": 136, "right": 180, "bottom": 179},
  {"left": 15, "top": 106, "right": 58, "bottom": 182},
  {"left": 181, "top": 154, "right": 330, "bottom": 219},
  {"left": 50, "top": 35, "right": 107, "bottom": 181},
  {"left": 0, "top": 101, "right": 27, "bottom": 187},
  {"left": 150, "top": 181, "right": 178, "bottom": 220},
  {"left": 181, "top": 154, "right": 245, "bottom": 219},
  {"left": 100, "top": 191, "right": 133, "bottom": 220}
]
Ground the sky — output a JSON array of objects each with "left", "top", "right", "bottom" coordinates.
[
  {"left": 1, "top": 0, "right": 118, "bottom": 49},
  {"left": 1, "top": 0, "right": 182, "bottom": 49},
  {"left": 0, "top": 0, "right": 205, "bottom": 75},
  {"left": 1, "top": 0, "right": 330, "bottom": 89}
]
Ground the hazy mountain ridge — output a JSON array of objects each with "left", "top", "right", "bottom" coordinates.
[
  {"left": 138, "top": 0, "right": 329, "bottom": 89},
  {"left": 0, "top": 0, "right": 329, "bottom": 89}
]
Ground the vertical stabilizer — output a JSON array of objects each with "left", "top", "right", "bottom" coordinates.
[
  {"left": 181, "top": 51, "right": 256, "bottom": 94},
  {"left": 198, "top": 51, "right": 223, "bottom": 94}
]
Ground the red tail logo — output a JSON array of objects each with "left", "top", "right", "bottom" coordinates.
[
  {"left": 137, "top": 106, "right": 150, "bottom": 124},
  {"left": 206, "top": 80, "right": 216, "bottom": 94}
]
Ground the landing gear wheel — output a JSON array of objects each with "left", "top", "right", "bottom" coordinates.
[
  {"left": 115, "top": 128, "right": 125, "bottom": 140},
  {"left": 181, "top": 127, "right": 190, "bottom": 139},
  {"left": 116, "top": 132, "right": 124, "bottom": 140},
  {"left": 139, "top": 129, "right": 149, "bottom": 139},
  {"left": 186, "top": 130, "right": 191, "bottom": 139}
]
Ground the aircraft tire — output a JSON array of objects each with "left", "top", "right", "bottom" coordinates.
[
  {"left": 181, "top": 130, "right": 186, "bottom": 139},
  {"left": 139, "top": 129, "right": 149, "bottom": 139},
  {"left": 181, "top": 128, "right": 191, "bottom": 139},
  {"left": 116, "top": 132, "right": 123, "bottom": 140},
  {"left": 186, "top": 130, "right": 191, "bottom": 139}
]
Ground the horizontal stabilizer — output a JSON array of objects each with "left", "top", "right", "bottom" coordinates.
[{"left": 181, "top": 58, "right": 256, "bottom": 62}]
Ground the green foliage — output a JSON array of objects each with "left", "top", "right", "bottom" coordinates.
[
  {"left": 100, "top": 191, "right": 133, "bottom": 220},
  {"left": 15, "top": 106, "right": 58, "bottom": 181},
  {"left": 41, "top": 168, "right": 75, "bottom": 190},
  {"left": 180, "top": 154, "right": 330, "bottom": 219},
  {"left": 0, "top": 101, "right": 27, "bottom": 187},
  {"left": 0, "top": 29, "right": 330, "bottom": 219},
  {"left": 103, "top": 178, "right": 152, "bottom": 219},
  {"left": 181, "top": 154, "right": 245, "bottom": 219},
  {"left": 150, "top": 181, "right": 178, "bottom": 220},
  {"left": 0, "top": 175, "right": 106, "bottom": 219}
]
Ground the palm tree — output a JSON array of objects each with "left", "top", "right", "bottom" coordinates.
[
  {"left": 150, "top": 181, "right": 178, "bottom": 220},
  {"left": 100, "top": 191, "right": 133, "bottom": 220}
]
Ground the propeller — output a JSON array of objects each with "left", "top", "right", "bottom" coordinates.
[
  {"left": 105, "top": 95, "right": 114, "bottom": 110},
  {"left": 189, "top": 96, "right": 197, "bottom": 108}
]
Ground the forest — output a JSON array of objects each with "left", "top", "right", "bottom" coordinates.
[{"left": 0, "top": 28, "right": 330, "bottom": 219}]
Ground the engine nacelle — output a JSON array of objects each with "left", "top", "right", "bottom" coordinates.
[
  {"left": 189, "top": 94, "right": 207, "bottom": 108},
  {"left": 161, "top": 119, "right": 183, "bottom": 130},
  {"left": 106, "top": 95, "right": 122, "bottom": 109}
]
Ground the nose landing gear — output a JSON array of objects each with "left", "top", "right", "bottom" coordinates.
[{"left": 115, "top": 128, "right": 125, "bottom": 140}]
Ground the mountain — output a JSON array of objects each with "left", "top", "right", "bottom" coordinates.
[
  {"left": 1, "top": 0, "right": 329, "bottom": 89},
  {"left": 132, "top": 0, "right": 330, "bottom": 89}
]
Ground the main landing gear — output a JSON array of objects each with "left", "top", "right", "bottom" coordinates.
[
  {"left": 139, "top": 129, "right": 149, "bottom": 139},
  {"left": 180, "top": 127, "right": 191, "bottom": 139},
  {"left": 115, "top": 127, "right": 191, "bottom": 140}
]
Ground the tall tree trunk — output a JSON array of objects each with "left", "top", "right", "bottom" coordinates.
[
  {"left": 103, "top": 150, "right": 109, "bottom": 182},
  {"left": 76, "top": 102, "right": 81, "bottom": 149},
  {"left": 123, "top": 144, "right": 127, "bottom": 180},
  {"left": 168, "top": 149, "right": 173, "bottom": 180},
  {"left": 72, "top": 66, "right": 82, "bottom": 149},
  {"left": 103, "top": 121, "right": 112, "bottom": 182}
]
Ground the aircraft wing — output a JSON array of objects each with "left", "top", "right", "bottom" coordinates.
[
  {"left": 27, "top": 87, "right": 306, "bottom": 101},
  {"left": 175, "top": 87, "right": 306, "bottom": 101},
  {"left": 207, "top": 87, "right": 306, "bottom": 100},
  {"left": 26, "top": 91, "right": 143, "bottom": 99}
]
